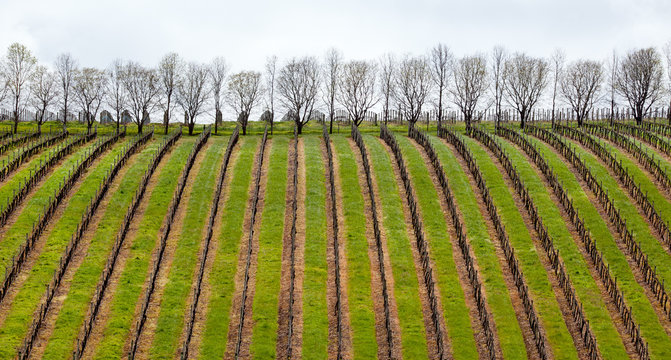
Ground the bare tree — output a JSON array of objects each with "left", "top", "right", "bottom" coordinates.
[
  {"left": 226, "top": 71, "right": 263, "bottom": 135},
  {"left": 30, "top": 65, "right": 59, "bottom": 133},
  {"left": 3, "top": 43, "right": 36, "bottom": 133},
  {"left": 550, "top": 48, "right": 566, "bottom": 125},
  {"left": 394, "top": 55, "right": 432, "bottom": 129},
  {"left": 209, "top": 56, "right": 228, "bottom": 134},
  {"left": 490, "top": 46, "right": 507, "bottom": 126},
  {"left": 265, "top": 55, "right": 277, "bottom": 134},
  {"left": 502, "top": 53, "right": 549, "bottom": 128},
  {"left": 73, "top": 67, "right": 107, "bottom": 131},
  {"left": 663, "top": 41, "right": 671, "bottom": 122},
  {"left": 0, "top": 67, "right": 8, "bottom": 109},
  {"left": 560, "top": 60, "right": 604, "bottom": 126},
  {"left": 615, "top": 47, "right": 664, "bottom": 125},
  {"left": 430, "top": 43, "right": 453, "bottom": 126},
  {"left": 106, "top": 59, "right": 127, "bottom": 132},
  {"left": 379, "top": 53, "right": 396, "bottom": 125},
  {"left": 55, "top": 53, "right": 77, "bottom": 131},
  {"left": 177, "top": 62, "right": 211, "bottom": 135},
  {"left": 277, "top": 56, "right": 320, "bottom": 134},
  {"left": 451, "top": 55, "right": 488, "bottom": 129},
  {"left": 608, "top": 50, "right": 619, "bottom": 125},
  {"left": 337, "top": 60, "right": 377, "bottom": 127},
  {"left": 323, "top": 48, "right": 342, "bottom": 134},
  {"left": 123, "top": 62, "right": 160, "bottom": 134},
  {"left": 158, "top": 52, "right": 183, "bottom": 134}
]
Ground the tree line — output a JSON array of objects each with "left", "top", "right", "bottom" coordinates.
[{"left": 0, "top": 42, "right": 670, "bottom": 134}]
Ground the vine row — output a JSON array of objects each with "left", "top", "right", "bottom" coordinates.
[
  {"left": 350, "top": 124, "right": 394, "bottom": 359},
  {"left": 437, "top": 125, "right": 549, "bottom": 359},
  {"left": 179, "top": 126, "right": 240, "bottom": 359},
  {"left": 72, "top": 127, "right": 180, "bottom": 359},
  {"left": 500, "top": 125, "right": 649, "bottom": 359}
]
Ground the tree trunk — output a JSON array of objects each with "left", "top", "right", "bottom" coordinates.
[
  {"left": 297, "top": 121, "right": 303, "bottom": 135},
  {"left": 138, "top": 122, "right": 143, "bottom": 134},
  {"left": 242, "top": 125, "right": 247, "bottom": 135},
  {"left": 164, "top": 98, "right": 170, "bottom": 135},
  {"left": 188, "top": 119, "right": 195, "bottom": 135},
  {"left": 329, "top": 110, "right": 334, "bottom": 134}
]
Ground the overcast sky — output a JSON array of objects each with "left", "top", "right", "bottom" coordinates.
[{"left": 2, "top": 0, "right": 669, "bottom": 73}]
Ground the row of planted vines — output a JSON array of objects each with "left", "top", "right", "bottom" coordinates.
[{"left": 0, "top": 120, "right": 668, "bottom": 359}]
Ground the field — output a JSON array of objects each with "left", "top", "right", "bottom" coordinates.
[{"left": 0, "top": 118, "right": 670, "bottom": 359}]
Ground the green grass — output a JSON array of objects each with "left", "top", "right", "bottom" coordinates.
[
  {"left": 0, "top": 138, "right": 98, "bottom": 273},
  {"left": 41, "top": 139, "right": 162, "bottom": 360},
  {"left": 526, "top": 133, "right": 671, "bottom": 359},
  {"left": 198, "top": 137, "right": 258, "bottom": 359},
  {"left": 249, "top": 136, "right": 289, "bottom": 358},
  {"left": 301, "top": 135, "right": 329, "bottom": 359},
  {"left": 409, "top": 135, "right": 528, "bottom": 359},
  {"left": 495, "top": 135, "right": 628, "bottom": 359},
  {"left": 393, "top": 134, "right": 479, "bottom": 360},
  {"left": 91, "top": 139, "right": 194, "bottom": 358},
  {"left": 363, "top": 135, "right": 428, "bottom": 358},
  {"left": 149, "top": 137, "right": 227, "bottom": 358},
  {"left": 0, "top": 139, "right": 127, "bottom": 358},
  {"left": 456, "top": 135, "right": 579, "bottom": 360},
  {"left": 331, "top": 134, "right": 377, "bottom": 359}
]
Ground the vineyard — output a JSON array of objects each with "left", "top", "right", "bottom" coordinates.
[{"left": 0, "top": 119, "right": 670, "bottom": 360}]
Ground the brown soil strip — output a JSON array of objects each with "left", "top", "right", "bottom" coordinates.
[
  {"left": 347, "top": 138, "right": 402, "bottom": 360},
  {"left": 323, "top": 139, "right": 353, "bottom": 360},
  {"left": 382, "top": 138, "right": 451, "bottom": 359},
  {"left": 122, "top": 140, "right": 213, "bottom": 360},
  {"left": 0, "top": 143, "right": 116, "bottom": 326},
  {"left": 508, "top": 139, "right": 637, "bottom": 357},
  {"left": 543, "top": 136, "right": 671, "bottom": 337},
  {"left": 406, "top": 137, "right": 506, "bottom": 359},
  {"left": 573, "top": 135, "right": 671, "bottom": 256},
  {"left": 178, "top": 140, "right": 243, "bottom": 359},
  {"left": 27, "top": 141, "right": 153, "bottom": 360},
  {"left": 477, "top": 139, "right": 589, "bottom": 360},
  {"left": 276, "top": 138, "right": 307, "bottom": 359},
  {"left": 223, "top": 139, "right": 272, "bottom": 359},
  {"left": 443, "top": 138, "right": 542, "bottom": 359}
]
